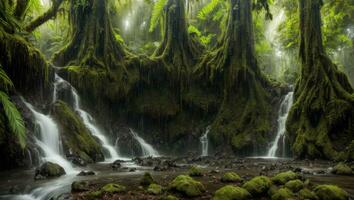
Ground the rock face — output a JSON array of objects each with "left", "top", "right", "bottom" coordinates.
[
  {"left": 51, "top": 101, "right": 104, "bottom": 164},
  {"left": 114, "top": 128, "right": 142, "bottom": 157},
  {"left": 35, "top": 162, "right": 65, "bottom": 180}
]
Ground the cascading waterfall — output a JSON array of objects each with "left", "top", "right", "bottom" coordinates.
[
  {"left": 129, "top": 129, "right": 160, "bottom": 157},
  {"left": 267, "top": 91, "right": 294, "bottom": 158},
  {"left": 22, "top": 99, "right": 76, "bottom": 174},
  {"left": 53, "top": 75, "right": 122, "bottom": 162},
  {"left": 200, "top": 127, "right": 210, "bottom": 157}
]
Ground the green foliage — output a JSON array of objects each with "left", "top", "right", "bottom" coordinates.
[
  {"left": 149, "top": 0, "right": 167, "bottom": 32},
  {"left": 188, "top": 25, "right": 215, "bottom": 46},
  {"left": 197, "top": 0, "right": 220, "bottom": 20},
  {"left": 0, "top": 91, "right": 26, "bottom": 149},
  {"left": 0, "top": 67, "right": 14, "bottom": 92}
]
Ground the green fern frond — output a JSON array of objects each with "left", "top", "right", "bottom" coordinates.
[
  {"left": 0, "top": 67, "right": 14, "bottom": 92},
  {"left": 149, "top": 0, "right": 167, "bottom": 32},
  {"left": 197, "top": 0, "right": 220, "bottom": 20},
  {"left": 0, "top": 91, "right": 26, "bottom": 149}
]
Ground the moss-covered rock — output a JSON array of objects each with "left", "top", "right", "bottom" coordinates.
[
  {"left": 35, "top": 162, "right": 65, "bottom": 179},
  {"left": 169, "top": 175, "right": 205, "bottom": 197},
  {"left": 332, "top": 163, "right": 353, "bottom": 175},
  {"left": 213, "top": 185, "right": 251, "bottom": 200},
  {"left": 298, "top": 188, "right": 318, "bottom": 200},
  {"left": 52, "top": 101, "right": 104, "bottom": 163},
  {"left": 160, "top": 195, "right": 179, "bottom": 200},
  {"left": 314, "top": 185, "right": 349, "bottom": 200},
  {"left": 101, "top": 183, "right": 126, "bottom": 194},
  {"left": 271, "top": 188, "right": 294, "bottom": 200},
  {"left": 71, "top": 181, "right": 89, "bottom": 192},
  {"left": 272, "top": 171, "right": 298, "bottom": 185},
  {"left": 140, "top": 172, "right": 156, "bottom": 187},
  {"left": 188, "top": 165, "right": 204, "bottom": 177},
  {"left": 284, "top": 179, "right": 304, "bottom": 192},
  {"left": 242, "top": 176, "right": 272, "bottom": 196},
  {"left": 147, "top": 183, "right": 163, "bottom": 195},
  {"left": 221, "top": 172, "right": 242, "bottom": 183}
]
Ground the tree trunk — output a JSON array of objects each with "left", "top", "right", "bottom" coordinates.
[
  {"left": 200, "top": 0, "right": 275, "bottom": 155},
  {"left": 53, "top": 0, "right": 127, "bottom": 69},
  {"left": 287, "top": 0, "right": 354, "bottom": 159},
  {"left": 13, "top": 0, "right": 30, "bottom": 20}
]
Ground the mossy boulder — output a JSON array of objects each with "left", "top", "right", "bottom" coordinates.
[
  {"left": 147, "top": 183, "right": 163, "bottom": 195},
  {"left": 221, "top": 172, "right": 242, "bottom": 183},
  {"left": 299, "top": 188, "right": 318, "bottom": 200},
  {"left": 52, "top": 101, "right": 104, "bottom": 163},
  {"left": 140, "top": 172, "right": 156, "bottom": 187},
  {"left": 213, "top": 185, "right": 251, "bottom": 200},
  {"left": 169, "top": 175, "right": 205, "bottom": 197},
  {"left": 242, "top": 176, "right": 272, "bottom": 196},
  {"left": 271, "top": 188, "right": 294, "bottom": 200},
  {"left": 332, "top": 163, "right": 353, "bottom": 175},
  {"left": 284, "top": 179, "right": 304, "bottom": 192},
  {"left": 35, "top": 162, "right": 65, "bottom": 179},
  {"left": 188, "top": 165, "right": 204, "bottom": 177},
  {"left": 71, "top": 181, "right": 90, "bottom": 192},
  {"left": 272, "top": 171, "right": 298, "bottom": 185},
  {"left": 314, "top": 185, "right": 349, "bottom": 200},
  {"left": 87, "top": 183, "right": 126, "bottom": 199},
  {"left": 160, "top": 195, "right": 179, "bottom": 200}
]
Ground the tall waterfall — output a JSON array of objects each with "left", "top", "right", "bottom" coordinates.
[
  {"left": 200, "top": 127, "right": 210, "bottom": 157},
  {"left": 267, "top": 91, "right": 294, "bottom": 158},
  {"left": 129, "top": 129, "right": 159, "bottom": 157},
  {"left": 53, "top": 75, "right": 122, "bottom": 162},
  {"left": 22, "top": 99, "right": 76, "bottom": 174}
]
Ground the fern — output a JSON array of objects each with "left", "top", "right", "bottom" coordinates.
[
  {"left": 0, "top": 91, "right": 26, "bottom": 149},
  {"left": 197, "top": 0, "right": 220, "bottom": 20},
  {"left": 0, "top": 67, "right": 14, "bottom": 92},
  {"left": 149, "top": 0, "right": 167, "bottom": 32}
]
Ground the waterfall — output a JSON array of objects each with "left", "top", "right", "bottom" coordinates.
[
  {"left": 129, "top": 129, "right": 159, "bottom": 157},
  {"left": 200, "top": 127, "right": 210, "bottom": 157},
  {"left": 53, "top": 75, "right": 123, "bottom": 162},
  {"left": 267, "top": 91, "right": 294, "bottom": 158},
  {"left": 22, "top": 99, "right": 76, "bottom": 174}
]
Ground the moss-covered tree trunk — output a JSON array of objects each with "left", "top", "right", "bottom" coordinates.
[
  {"left": 153, "top": 0, "right": 202, "bottom": 69},
  {"left": 287, "top": 0, "right": 354, "bottom": 159},
  {"left": 200, "top": 0, "right": 275, "bottom": 155},
  {"left": 53, "top": 0, "right": 127, "bottom": 69}
]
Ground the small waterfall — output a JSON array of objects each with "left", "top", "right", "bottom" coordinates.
[
  {"left": 129, "top": 129, "right": 159, "bottom": 157},
  {"left": 200, "top": 127, "right": 210, "bottom": 157},
  {"left": 267, "top": 91, "right": 294, "bottom": 158},
  {"left": 53, "top": 75, "right": 122, "bottom": 162},
  {"left": 22, "top": 99, "right": 76, "bottom": 174}
]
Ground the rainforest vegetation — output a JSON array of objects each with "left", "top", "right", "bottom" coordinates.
[{"left": 0, "top": 0, "right": 354, "bottom": 199}]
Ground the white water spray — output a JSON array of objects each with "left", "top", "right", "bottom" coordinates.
[
  {"left": 267, "top": 91, "right": 294, "bottom": 158},
  {"left": 129, "top": 129, "right": 159, "bottom": 157},
  {"left": 22, "top": 99, "right": 76, "bottom": 174},
  {"left": 200, "top": 127, "right": 210, "bottom": 157}
]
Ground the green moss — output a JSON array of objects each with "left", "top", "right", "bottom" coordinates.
[
  {"left": 272, "top": 171, "right": 298, "bottom": 185},
  {"left": 188, "top": 165, "right": 204, "bottom": 177},
  {"left": 242, "top": 176, "right": 272, "bottom": 196},
  {"left": 101, "top": 183, "right": 126, "bottom": 194},
  {"left": 221, "top": 172, "right": 242, "bottom": 183},
  {"left": 169, "top": 175, "right": 205, "bottom": 197},
  {"left": 314, "top": 185, "right": 349, "bottom": 200},
  {"left": 271, "top": 188, "right": 294, "bottom": 200},
  {"left": 332, "top": 163, "right": 353, "bottom": 175},
  {"left": 298, "top": 188, "right": 318, "bottom": 200},
  {"left": 160, "top": 195, "right": 179, "bottom": 200},
  {"left": 213, "top": 185, "right": 251, "bottom": 200},
  {"left": 140, "top": 172, "right": 156, "bottom": 187},
  {"left": 147, "top": 183, "right": 163, "bottom": 195},
  {"left": 284, "top": 179, "right": 304, "bottom": 192},
  {"left": 52, "top": 101, "right": 103, "bottom": 162}
]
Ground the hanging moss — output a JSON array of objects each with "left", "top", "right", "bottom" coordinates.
[{"left": 51, "top": 101, "right": 104, "bottom": 163}]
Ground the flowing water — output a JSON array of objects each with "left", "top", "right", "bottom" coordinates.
[
  {"left": 22, "top": 99, "right": 76, "bottom": 174},
  {"left": 53, "top": 75, "right": 123, "bottom": 162},
  {"left": 267, "top": 91, "right": 294, "bottom": 158},
  {"left": 129, "top": 129, "right": 160, "bottom": 157},
  {"left": 200, "top": 127, "right": 210, "bottom": 157}
]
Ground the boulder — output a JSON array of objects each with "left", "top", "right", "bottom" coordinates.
[
  {"left": 272, "top": 171, "right": 298, "bottom": 185},
  {"left": 140, "top": 172, "right": 156, "bottom": 187},
  {"left": 169, "top": 175, "right": 205, "bottom": 197},
  {"left": 271, "top": 188, "right": 294, "bottom": 200},
  {"left": 242, "top": 176, "right": 272, "bottom": 196},
  {"left": 332, "top": 163, "right": 353, "bottom": 175},
  {"left": 147, "top": 183, "right": 163, "bottom": 195},
  {"left": 314, "top": 185, "right": 349, "bottom": 200},
  {"left": 298, "top": 188, "right": 318, "bottom": 200},
  {"left": 188, "top": 165, "right": 204, "bottom": 177},
  {"left": 115, "top": 128, "right": 142, "bottom": 157},
  {"left": 77, "top": 171, "right": 95, "bottom": 176},
  {"left": 213, "top": 185, "right": 251, "bottom": 200},
  {"left": 35, "top": 162, "right": 65, "bottom": 180},
  {"left": 284, "top": 179, "right": 304, "bottom": 192},
  {"left": 221, "top": 172, "right": 242, "bottom": 183},
  {"left": 71, "top": 181, "right": 90, "bottom": 192}
]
